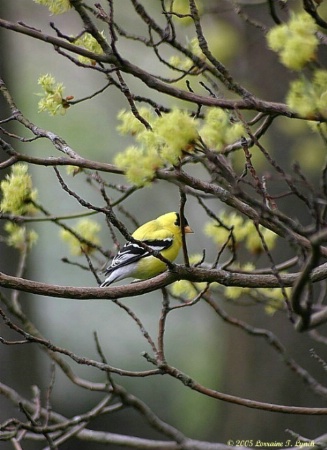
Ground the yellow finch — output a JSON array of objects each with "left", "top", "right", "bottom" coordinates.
[{"left": 100, "top": 212, "right": 192, "bottom": 286}]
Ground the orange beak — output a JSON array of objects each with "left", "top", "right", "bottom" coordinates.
[{"left": 184, "top": 225, "right": 193, "bottom": 234}]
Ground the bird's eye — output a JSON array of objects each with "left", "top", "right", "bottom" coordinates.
[
  {"left": 175, "top": 213, "right": 189, "bottom": 228},
  {"left": 174, "top": 213, "right": 180, "bottom": 227}
]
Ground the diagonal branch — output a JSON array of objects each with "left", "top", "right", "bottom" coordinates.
[{"left": 0, "top": 19, "right": 312, "bottom": 118}]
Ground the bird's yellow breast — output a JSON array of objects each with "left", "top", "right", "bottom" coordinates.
[
  {"left": 131, "top": 242, "right": 181, "bottom": 279},
  {"left": 129, "top": 212, "right": 184, "bottom": 280},
  {"left": 132, "top": 229, "right": 182, "bottom": 279}
]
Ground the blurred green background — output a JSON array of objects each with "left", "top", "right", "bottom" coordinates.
[{"left": 1, "top": 1, "right": 327, "bottom": 448}]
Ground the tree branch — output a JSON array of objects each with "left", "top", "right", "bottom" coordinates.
[{"left": 0, "top": 18, "right": 317, "bottom": 118}]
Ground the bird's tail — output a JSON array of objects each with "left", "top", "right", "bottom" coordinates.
[{"left": 99, "top": 276, "right": 113, "bottom": 287}]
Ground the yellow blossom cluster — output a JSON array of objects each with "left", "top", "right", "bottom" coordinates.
[
  {"left": 267, "top": 12, "right": 318, "bottom": 70},
  {"left": 267, "top": 13, "right": 326, "bottom": 122},
  {"left": 152, "top": 109, "right": 199, "bottom": 164},
  {"left": 287, "top": 70, "right": 327, "bottom": 119},
  {"left": 60, "top": 219, "right": 101, "bottom": 256},
  {"left": 169, "top": 37, "right": 205, "bottom": 72},
  {"left": 171, "top": 255, "right": 289, "bottom": 315},
  {"left": 4, "top": 223, "right": 38, "bottom": 251},
  {"left": 117, "top": 108, "right": 154, "bottom": 136},
  {"left": 224, "top": 267, "right": 291, "bottom": 314},
  {"left": 114, "top": 108, "right": 199, "bottom": 186},
  {"left": 33, "top": 0, "right": 71, "bottom": 15},
  {"left": 74, "top": 32, "right": 106, "bottom": 65},
  {"left": 224, "top": 263, "right": 255, "bottom": 300},
  {"left": 168, "top": 0, "right": 203, "bottom": 25},
  {"left": 256, "top": 287, "right": 292, "bottom": 315},
  {"left": 204, "top": 211, "right": 277, "bottom": 254},
  {"left": 66, "top": 165, "right": 83, "bottom": 176},
  {"left": 171, "top": 254, "right": 208, "bottom": 301},
  {"left": 0, "top": 164, "right": 39, "bottom": 251},
  {"left": 0, "top": 164, "right": 38, "bottom": 216},
  {"left": 115, "top": 106, "right": 245, "bottom": 187},
  {"left": 200, "top": 108, "right": 245, "bottom": 150},
  {"left": 37, "top": 74, "right": 67, "bottom": 116}
]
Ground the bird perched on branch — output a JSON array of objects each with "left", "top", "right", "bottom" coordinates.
[{"left": 100, "top": 212, "right": 193, "bottom": 287}]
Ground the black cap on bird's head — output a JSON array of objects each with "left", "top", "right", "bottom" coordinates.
[{"left": 174, "top": 212, "right": 193, "bottom": 233}]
